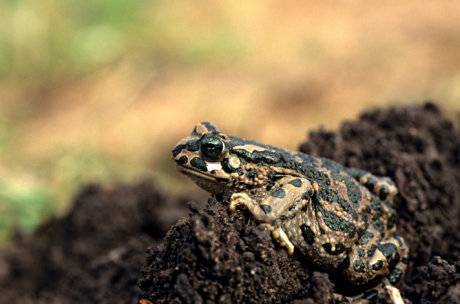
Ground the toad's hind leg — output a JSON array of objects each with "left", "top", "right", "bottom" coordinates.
[
  {"left": 339, "top": 235, "right": 408, "bottom": 303},
  {"left": 342, "top": 231, "right": 407, "bottom": 288},
  {"left": 382, "top": 235, "right": 409, "bottom": 287},
  {"left": 347, "top": 169, "right": 398, "bottom": 204}
]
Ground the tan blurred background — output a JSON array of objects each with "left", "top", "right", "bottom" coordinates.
[{"left": 1, "top": 0, "right": 460, "bottom": 241}]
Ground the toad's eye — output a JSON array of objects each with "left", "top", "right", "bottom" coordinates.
[{"left": 200, "top": 136, "right": 224, "bottom": 160}]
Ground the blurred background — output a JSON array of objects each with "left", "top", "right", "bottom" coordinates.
[{"left": 1, "top": 0, "right": 460, "bottom": 242}]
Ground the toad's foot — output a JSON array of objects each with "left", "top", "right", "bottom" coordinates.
[
  {"left": 230, "top": 193, "right": 295, "bottom": 254},
  {"left": 229, "top": 193, "right": 275, "bottom": 222},
  {"left": 270, "top": 226, "right": 295, "bottom": 254},
  {"left": 229, "top": 192, "right": 255, "bottom": 212}
]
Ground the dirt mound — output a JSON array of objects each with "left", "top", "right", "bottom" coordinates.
[
  {"left": 0, "top": 182, "right": 193, "bottom": 304},
  {"left": 1, "top": 103, "right": 460, "bottom": 303},
  {"left": 140, "top": 103, "right": 460, "bottom": 303}
]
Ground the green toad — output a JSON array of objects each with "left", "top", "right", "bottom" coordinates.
[{"left": 172, "top": 122, "right": 409, "bottom": 302}]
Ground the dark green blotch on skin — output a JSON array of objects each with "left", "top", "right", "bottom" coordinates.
[
  {"left": 261, "top": 204, "right": 271, "bottom": 214},
  {"left": 323, "top": 209, "right": 356, "bottom": 235},
  {"left": 177, "top": 155, "right": 188, "bottom": 165},
  {"left": 379, "top": 184, "right": 390, "bottom": 200},
  {"left": 346, "top": 180, "right": 362, "bottom": 206},
  {"left": 288, "top": 178, "right": 302, "bottom": 187},
  {"left": 301, "top": 163, "right": 331, "bottom": 187},
  {"left": 300, "top": 224, "right": 315, "bottom": 245},
  {"left": 252, "top": 150, "right": 281, "bottom": 164},
  {"left": 323, "top": 243, "right": 333, "bottom": 254},
  {"left": 246, "top": 169, "right": 258, "bottom": 181},
  {"left": 185, "top": 140, "right": 199, "bottom": 152},
  {"left": 370, "top": 196, "right": 383, "bottom": 216},
  {"left": 367, "top": 244, "right": 377, "bottom": 257},
  {"left": 284, "top": 159, "right": 301, "bottom": 170},
  {"left": 265, "top": 181, "right": 275, "bottom": 191},
  {"left": 365, "top": 177, "right": 377, "bottom": 190},
  {"left": 267, "top": 171, "right": 285, "bottom": 181},
  {"left": 388, "top": 267, "right": 403, "bottom": 285},
  {"left": 190, "top": 157, "right": 207, "bottom": 171},
  {"left": 320, "top": 159, "right": 350, "bottom": 186},
  {"left": 318, "top": 188, "right": 359, "bottom": 221},
  {"left": 363, "top": 289, "right": 379, "bottom": 301},
  {"left": 298, "top": 155, "right": 319, "bottom": 170},
  {"left": 323, "top": 243, "right": 346, "bottom": 255},
  {"left": 272, "top": 188, "right": 286, "bottom": 198},
  {"left": 233, "top": 149, "right": 253, "bottom": 162},
  {"left": 353, "top": 260, "right": 365, "bottom": 273},
  {"left": 378, "top": 243, "right": 400, "bottom": 269},
  {"left": 221, "top": 158, "right": 237, "bottom": 173},
  {"left": 312, "top": 194, "right": 356, "bottom": 236},
  {"left": 360, "top": 206, "right": 371, "bottom": 223},
  {"left": 387, "top": 208, "right": 398, "bottom": 230},
  {"left": 372, "top": 260, "right": 383, "bottom": 270},
  {"left": 372, "top": 215, "right": 385, "bottom": 237},
  {"left": 357, "top": 228, "right": 366, "bottom": 240},
  {"left": 172, "top": 144, "right": 185, "bottom": 157},
  {"left": 232, "top": 149, "right": 281, "bottom": 166},
  {"left": 359, "top": 231, "right": 374, "bottom": 245},
  {"left": 358, "top": 248, "right": 366, "bottom": 258}
]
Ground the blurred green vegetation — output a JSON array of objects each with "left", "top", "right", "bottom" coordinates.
[
  {"left": 0, "top": 144, "right": 149, "bottom": 242},
  {"left": 0, "top": 0, "right": 244, "bottom": 83},
  {"left": 0, "top": 181, "right": 51, "bottom": 240},
  {"left": 0, "top": 0, "right": 247, "bottom": 242},
  {"left": 1, "top": 0, "right": 137, "bottom": 79}
]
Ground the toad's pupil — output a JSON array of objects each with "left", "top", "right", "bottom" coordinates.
[{"left": 200, "top": 136, "right": 224, "bottom": 160}]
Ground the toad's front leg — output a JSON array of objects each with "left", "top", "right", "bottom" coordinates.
[{"left": 229, "top": 176, "right": 315, "bottom": 255}]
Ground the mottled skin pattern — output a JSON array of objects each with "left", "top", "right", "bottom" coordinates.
[{"left": 172, "top": 122, "right": 409, "bottom": 302}]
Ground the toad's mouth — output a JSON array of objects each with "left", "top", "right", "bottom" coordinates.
[{"left": 177, "top": 165, "right": 229, "bottom": 182}]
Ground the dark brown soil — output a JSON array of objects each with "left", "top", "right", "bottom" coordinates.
[
  {"left": 1, "top": 103, "right": 460, "bottom": 303},
  {"left": 0, "top": 182, "right": 198, "bottom": 303}
]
